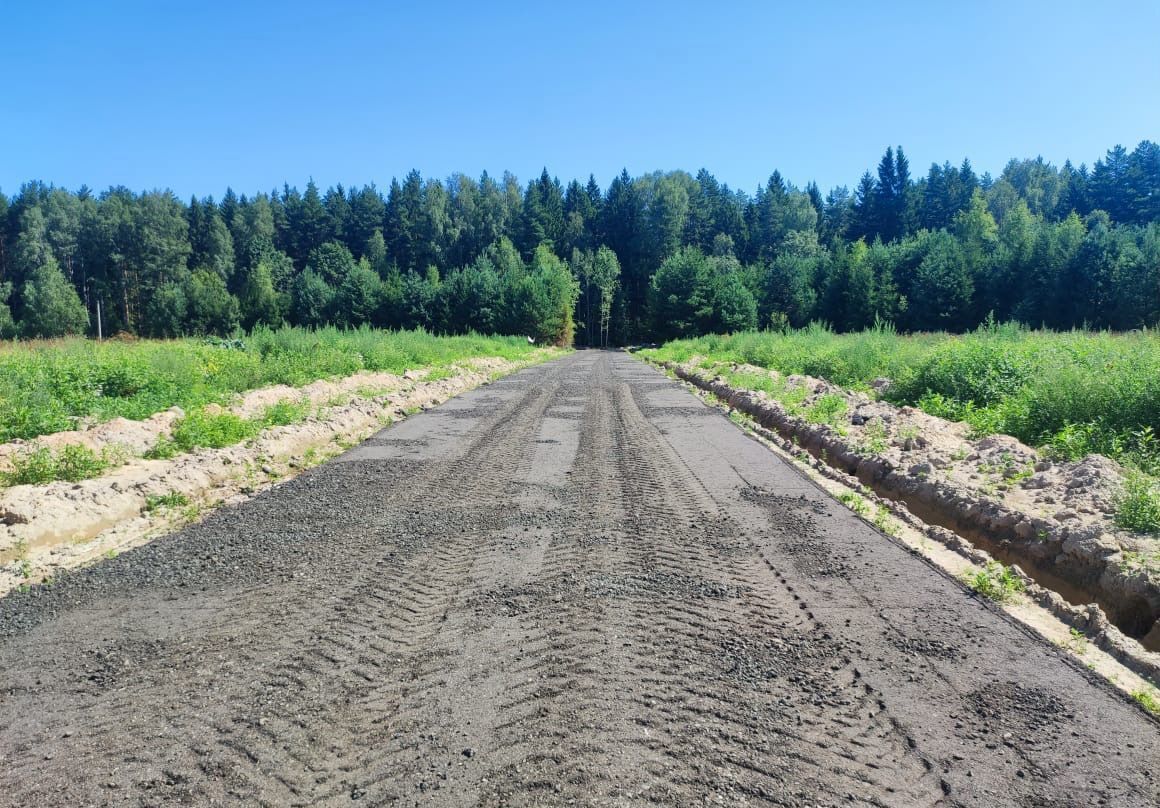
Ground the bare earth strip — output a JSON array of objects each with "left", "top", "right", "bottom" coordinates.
[{"left": 0, "top": 351, "right": 1156, "bottom": 807}]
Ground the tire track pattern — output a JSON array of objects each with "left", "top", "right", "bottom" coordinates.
[{"left": 0, "top": 353, "right": 1156, "bottom": 807}]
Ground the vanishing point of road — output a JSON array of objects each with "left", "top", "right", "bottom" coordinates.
[{"left": 1, "top": 352, "right": 1156, "bottom": 807}]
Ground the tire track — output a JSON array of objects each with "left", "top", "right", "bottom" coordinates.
[{"left": 0, "top": 352, "right": 1156, "bottom": 807}]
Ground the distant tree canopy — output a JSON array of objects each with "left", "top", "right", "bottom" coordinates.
[{"left": 1, "top": 139, "right": 1159, "bottom": 344}]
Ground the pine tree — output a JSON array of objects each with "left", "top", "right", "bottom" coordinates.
[
  {"left": 385, "top": 171, "right": 424, "bottom": 271},
  {"left": 851, "top": 172, "right": 877, "bottom": 242},
  {"left": 290, "top": 180, "right": 331, "bottom": 264},
  {"left": 334, "top": 260, "right": 383, "bottom": 327}
]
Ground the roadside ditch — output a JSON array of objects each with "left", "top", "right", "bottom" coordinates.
[{"left": 647, "top": 356, "right": 1160, "bottom": 690}]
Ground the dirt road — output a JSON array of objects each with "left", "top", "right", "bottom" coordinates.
[{"left": 1, "top": 352, "right": 1156, "bottom": 807}]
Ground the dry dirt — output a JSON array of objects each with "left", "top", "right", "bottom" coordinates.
[{"left": 0, "top": 351, "right": 1157, "bottom": 807}]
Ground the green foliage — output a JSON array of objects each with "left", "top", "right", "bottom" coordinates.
[
  {"left": 0, "top": 282, "right": 17, "bottom": 339},
  {"left": 186, "top": 269, "right": 241, "bottom": 335},
  {"left": 169, "top": 409, "right": 259, "bottom": 451},
  {"left": 908, "top": 230, "right": 974, "bottom": 331},
  {"left": 873, "top": 506, "right": 901, "bottom": 536},
  {"left": 838, "top": 491, "right": 870, "bottom": 516},
  {"left": 962, "top": 561, "right": 1026, "bottom": 603},
  {"left": 291, "top": 269, "right": 334, "bottom": 328},
  {"left": 334, "top": 261, "right": 384, "bottom": 327},
  {"left": 712, "top": 271, "right": 758, "bottom": 333},
  {"left": 3, "top": 444, "right": 113, "bottom": 486},
  {"left": 144, "top": 490, "right": 190, "bottom": 512},
  {"left": 0, "top": 328, "right": 543, "bottom": 443},
  {"left": 1114, "top": 473, "right": 1160, "bottom": 534},
  {"left": 4, "top": 138, "right": 1160, "bottom": 345},
  {"left": 143, "top": 282, "right": 189, "bottom": 338},
  {"left": 1133, "top": 687, "right": 1160, "bottom": 715},
  {"left": 20, "top": 260, "right": 89, "bottom": 338},
  {"left": 805, "top": 393, "right": 848, "bottom": 426},
  {"left": 262, "top": 398, "right": 311, "bottom": 427},
  {"left": 510, "top": 245, "right": 579, "bottom": 345},
  {"left": 307, "top": 241, "right": 358, "bottom": 287},
  {"left": 648, "top": 247, "right": 715, "bottom": 341},
  {"left": 859, "top": 420, "right": 889, "bottom": 455},
  {"left": 240, "top": 261, "right": 283, "bottom": 330},
  {"left": 643, "top": 324, "right": 1160, "bottom": 480}
]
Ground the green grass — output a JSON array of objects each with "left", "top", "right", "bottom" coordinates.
[
  {"left": 641, "top": 322, "right": 1160, "bottom": 468},
  {"left": 642, "top": 322, "right": 1160, "bottom": 533},
  {"left": 1133, "top": 687, "right": 1160, "bottom": 715},
  {"left": 804, "top": 393, "right": 848, "bottom": 427},
  {"left": 171, "top": 410, "right": 259, "bottom": 452},
  {"left": 859, "top": 421, "right": 889, "bottom": 455},
  {"left": 873, "top": 506, "right": 901, "bottom": 537},
  {"left": 1114, "top": 474, "right": 1160, "bottom": 535},
  {"left": 837, "top": 491, "right": 870, "bottom": 517},
  {"left": 2, "top": 444, "right": 116, "bottom": 486},
  {"left": 261, "top": 398, "right": 312, "bottom": 427},
  {"left": 0, "top": 326, "right": 545, "bottom": 444},
  {"left": 961, "top": 561, "right": 1026, "bottom": 603},
  {"left": 144, "top": 491, "right": 190, "bottom": 512}
]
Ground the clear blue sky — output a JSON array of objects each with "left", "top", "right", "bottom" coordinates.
[{"left": 4, "top": 0, "right": 1158, "bottom": 199}]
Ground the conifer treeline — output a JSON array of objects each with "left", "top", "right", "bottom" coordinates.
[{"left": 1, "top": 140, "right": 1157, "bottom": 344}]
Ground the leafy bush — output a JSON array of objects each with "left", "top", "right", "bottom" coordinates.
[
  {"left": 169, "top": 409, "right": 259, "bottom": 452},
  {"left": 3, "top": 444, "right": 113, "bottom": 486},
  {"left": 1114, "top": 474, "right": 1160, "bottom": 534},
  {"left": 262, "top": 399, "right": 311, "bottom": 427}
]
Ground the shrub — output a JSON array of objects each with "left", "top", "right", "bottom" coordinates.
[
  {"left": 3, "top": 444, "right": 113, "bottom": 486},
  {"left": 262, "top": 399, "right": 311, "bottom": 427},
  {"left": 170, "top": 409, "right": 259, "bottom": 452},
  {"left": 1114, "top": 473, "right": 1160, "bottom": 535},
  {"left": 805, "top": 393, "right": 848, "bottom": 426}
]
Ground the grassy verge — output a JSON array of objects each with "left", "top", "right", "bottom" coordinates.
[
  {"left": 641, "top": 322, "right": 1160, "bottom": 534},
  {"left": 2, "top": 445, "right": 121, "bottom": 486},
  {"left": 0, "top": 326, "right": 544, "bottom": 444}
]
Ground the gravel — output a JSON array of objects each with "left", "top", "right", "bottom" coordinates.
[{"left": 0, "top": 351, "right": 1156, "bottom": 807}]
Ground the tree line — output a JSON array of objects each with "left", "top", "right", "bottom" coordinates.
[{"left": 1, "top": 139, "right": 1158, "bottom": 344}]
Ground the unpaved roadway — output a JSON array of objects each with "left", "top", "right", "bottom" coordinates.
[{"left": 0, "top": 352, "right": 1156, "bottom": 807}]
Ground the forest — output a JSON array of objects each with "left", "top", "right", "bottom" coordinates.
[{"left": 1, "top": 140, "right": 1158, "bottom": 345}]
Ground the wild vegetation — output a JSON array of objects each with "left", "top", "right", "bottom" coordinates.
[
  {"left": 0, "top": 327, "right": 542, "bottom": 444},
  {"left": 0, "top": 141, "right": 1157, "bottom": 346},
  {"left": 642, "top": 322, "right": 1160, "bottom": 535}
]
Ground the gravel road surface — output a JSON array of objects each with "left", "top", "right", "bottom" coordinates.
[{"left": 1, "top": 351, "right": 1156, "bottom": 807}]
